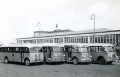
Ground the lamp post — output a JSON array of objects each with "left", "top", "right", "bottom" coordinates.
[
  {"left": 91, "top": 14, "right": 95, "bottom": 43},
  {"left": 36, "top": 22, "right": 41, "bottom": 43}
]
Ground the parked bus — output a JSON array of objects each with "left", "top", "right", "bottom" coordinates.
[
  {"left": 41, "top": 43, "right": 65, "bottom": 63},
  {"left": 87, "top": 43, "right": 119, "bottom": 64},
  {"left": 0, "top": 44, "right": 44, "bottom": 66},
  {"left": 60, "top": 43, "right": 92, "bottom": 64}
]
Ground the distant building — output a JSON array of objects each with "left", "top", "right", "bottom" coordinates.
[{"left": 17, "top": 28, "right": 120, "bottom": 48}]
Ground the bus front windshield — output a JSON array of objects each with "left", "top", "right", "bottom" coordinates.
[
  {"left": 30, "top": 47, "right": 42, "bottom": 52},
  {"left": 78, "top": 47, "right": 89, "bottom": 52},
  {"left": 53, "top": 47, "right": 60, "bottom": 52},
  {"left": 105, "top": 46, "right": 114, "bottom": 52}
]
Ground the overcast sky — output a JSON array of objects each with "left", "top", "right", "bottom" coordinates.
[{"left": 0, "top": 0, "right": 120, "bottom": 44}]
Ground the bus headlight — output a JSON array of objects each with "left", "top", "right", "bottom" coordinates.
[
  {"left": 115, "top": 56, "right": 119, "bottom": 59},
  {"left": 90, "top": 56, "right": 92, "bottom": 58},
  {"left": 48, "top": 58, "right": 51, "bottom": 60}
]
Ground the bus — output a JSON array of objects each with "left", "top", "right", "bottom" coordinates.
[
  {"left": 60, "top": 43, "right": 92, "bottom": 64},
  {"left": 87, "top": 43, "right": 119, "bottom": 64},
  {"left": 41, "top": 43, "right": 65, "bottom": 63},
  {"left": 0, "top": 44, "right": 44, "bottom": 66}
]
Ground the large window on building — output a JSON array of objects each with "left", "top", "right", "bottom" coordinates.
[
  {"left": 101, "top": 36, "right": 104, "bottom": 43},
  {"left": 104, "top": 36, "right": 106, "bottom": 43},
  {"left": 32, "top": 40, "right": 36, "bottom": 44},
  {"left": 95, "top": 36, "right": 97, "bottom": 43},
  {"left": 90, "top": 36, "right": 93, "bottom": 43}
]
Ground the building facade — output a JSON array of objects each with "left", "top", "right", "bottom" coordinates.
[{"left": 17, "top": 28, "right": 120, "bottom": 47}]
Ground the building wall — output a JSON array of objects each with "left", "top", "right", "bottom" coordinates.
[{"left": 17, "top": 33, "right": 120, "bottom": 47}]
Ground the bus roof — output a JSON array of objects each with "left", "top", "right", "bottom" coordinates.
[
  {"left": 83, "top": 43, "right": 114, "bottom": 47},
  {"left": 53, "top": 43, "right": 113, "bottom": 47},
  {"left": 1, "top": 44, "right": 43, "bottom": 48},
  {"left": 57, "top": 43, "right": 89, "bottom": 47},
  {"left": 39, "top": 43, "right": 64, "bottom": 47}
]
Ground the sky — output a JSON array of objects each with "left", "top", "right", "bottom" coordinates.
[{"left": 0, "top": 0, "right": 120, "bottom": 44}]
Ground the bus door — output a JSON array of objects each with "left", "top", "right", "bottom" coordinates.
[
  {"left": 90, "top": 46, "right": 98, "bottom": 62},
  {"left": 14, "top": 47, "right": 21, "bottom": 62},
  {"left": 42, "top": 47, "right": 47, "bottom": 61},
  {"left": 19, "top": 47, "right": 26, "bottom": 63},
  {"left": 47, "top": 47, "right": 52, "bottom": 61},
  {"left": 64, "top": 46, "right": 72, "bottom": 61}
]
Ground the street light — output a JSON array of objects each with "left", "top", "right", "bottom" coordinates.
[
  {"left": 36, "top": 22, "right": 41, "bottom": 43},
  {"left": 91, "top": 14, "right": 95, "bottom": 43}
]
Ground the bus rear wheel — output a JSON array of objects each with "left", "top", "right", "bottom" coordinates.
[
  {"left": 72, "top": 58, "right": 78, "bottom": 65},
  {"left": 4, "top": 57, "right": 9, "bottom": 64},
  {"left": 25, "top": 59, "right": 30, "bottom": 66},
  {"left": 98, "top": 57, "right": 106, "bottom": 65}
]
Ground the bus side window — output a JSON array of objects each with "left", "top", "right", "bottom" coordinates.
[
  {"left": 49, "top": 47, "right": 53, "bottom": 51},
  {"left": 1, "top": 47, "right": 4, "bottom": 52},
  {"left": 39, "top": 48, "right": 42, "bottom": 52},
  {"left": 98, "top": 47, "right": 102, "bottom": 52},
  {"left": 2, "top": 47, "right": 8, "bottom": 52},
  {"left": 98, "top": 46, "right": 104, "bottom": 52},
  {"left": 43, "top": 47, "right": 47, "bottom": 52},
  {"left": 20, "top": 47, "right": 24, "bottom": 53},
  {"left": 95, "top": 47, "right": 99, "bottom": 52},
  {"left": 90, "top": 47, "right": 95, "bottom": 52},
  {"left": 60, "top": 47, "right": 64, "bottom": 52},
  {"left": 16, "top": 47, "right": 20, "bottom": 52},
  {"left": 90, "top": 47, "right": 93, "bottom": 51},
  {"left": 24, "top": 47, "right": 29, "bottom": 53},
  {"left": 9, "top": 47, "right": 15, "bottom": 52}
]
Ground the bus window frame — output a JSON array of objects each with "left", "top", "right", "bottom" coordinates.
[
  {"left": 104, "top": 46, "right": 114, "bottom": 52},
  {"left": 29, "top": 47, "right": 42, "bottom": 53},
  {"left": 20, "top": 47, "right": 30, "bottom": 53},
  {"left": 90, "top": 46, "right": 105, "bottom": 52},
  {"left": 1, "top": 47, "right": 9, "bottom": 52},
  {"left": 71, "top": 46, "right": 79, "bottom": 52},
  {"left": 78, "top": 47, "right": 89, "bottom": 53}
]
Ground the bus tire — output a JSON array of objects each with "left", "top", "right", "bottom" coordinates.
[
  {"left": 4, "top": 57, "right": 9, "bottom": 64},
  {"left": 98, "top": 57, "right": 106, "bottom": 65},
  {"left": 24, "top": 59, "right": 30, "bottom": 66},
  {"left": 72, "top": 58, "right": 79, "bottom": 65}
]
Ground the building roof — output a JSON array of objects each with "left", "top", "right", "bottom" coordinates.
[
  {"left": 34, "top": 29, "right": 74, "bottom": 33},
  {"left": 77, "top": 28, "right": 112, "bottom": 33},
  {"left": 17, "top": 28, "right": 120, "bottom": 40}
]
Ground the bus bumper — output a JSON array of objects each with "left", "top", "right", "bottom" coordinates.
[
  {"left": 31, "top": 58, "right": 44, "bottom": 63},
  {"left": 79, "top": 59, "right": 92, "bottom": 62},
  {"left": 47, "top": 58, "right": 65, "bottom": 62}
]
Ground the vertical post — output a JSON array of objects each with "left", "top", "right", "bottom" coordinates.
[
  {"left": 91, "top": 14, "right": 95, "bottom": 43},
  {"left": 36, "top": 22, "right": 41, "bottom": 43}
]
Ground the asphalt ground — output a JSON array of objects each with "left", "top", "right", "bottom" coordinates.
[{"left": 0, "top": 61, "right": 120, "bottom": 77}]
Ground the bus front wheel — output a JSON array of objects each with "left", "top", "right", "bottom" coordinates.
[
  {"left": 98, "top": 57, "right": 106, "bottom": 64},
  {"left": 72, "top": 58, "right": 78, "bottom": 65},
  {"left": 25, "top": 59, "right": 30, "bottom": 66},
  {"left": 4, "top": 57, "right": 9, "bottom": 64}
]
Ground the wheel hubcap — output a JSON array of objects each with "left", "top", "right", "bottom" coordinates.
[
  {"left": 5, "top": 59, "right": 8, "bottom": 63},
  {"left": 73, "top": 59, "right": 77, "bottom": 64},
  {"left": 26, "top": 60, "right": 29, "bottom": 65},
  {"left": 99, "top": 58, "right": 104, "bottom": 64}
]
